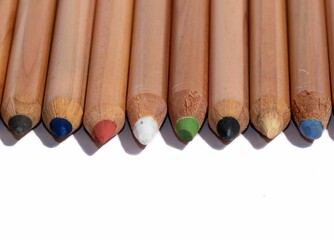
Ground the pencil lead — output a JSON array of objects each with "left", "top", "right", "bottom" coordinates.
[
  {"left": 299, "top": 119, "right": 323, "bottom": 140},
  {"left": 175, "top": 117, "right": 199, "bottom": 142},
  {"left": 92, "top": 120, "right": 116, "bottom": 144},
  {"left": 133, "top": 116, "right": 159, "bottom": 145},
  {"left": 216, "top": 117, "right": 240, "bottom": 141},
  {"left": 8, "top": 115, "right": 32, "bottom": 136},
  {"left": 258, "top": 112, "right": 283, "bottom": 139},
  {"left": 50, "top": 117, "right": 72, "bottom": 139}
]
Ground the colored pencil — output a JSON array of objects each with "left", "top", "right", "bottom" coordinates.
[
  {"left": 288, "top": 0, "right": 331, "bottom": 140},
  {"left": 250, "top": 0, "right": 290, "bottom": 139},
  {"left": 325, "top": 0, "right": 334, "bottom": 108},
  {"left": 42, "top": 0, "right": 96, "bottom": 139},
  {"left": 84, "top": 0, "right": 134, "bottom": 145},
  {"left": 0, "top": 0, "right": 18, "bottom": 106},
  {"left": 168, "top": 0, "right": 209, "bottom": 142},
  {"left": 209, "top": 0, "right": 249, "bottom": 141},
  {"left": 1, "top": 0, "right": 56, "bottom": 137},
  {"left": 127, "top": 0, "right": 171, "bottom": 145}
]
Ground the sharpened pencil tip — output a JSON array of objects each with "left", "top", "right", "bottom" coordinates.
[
  {"left": 133, "top": 116, "right": 159, "bottom": 145},
  {"left": 216, "top": 117, "right": 240, "bottom": 141},
  {"left": 8, "top": 115, "right": 32, "bottom": 136},
  {"left": 92, "top": 120, "right": 116, "bottom": 144},
  {"left": 299, "top": 119, "right": 323, "bottom": 140},
  {"left": 50, "top": 117, "right": 72, "bottom": 139},
  {"left": 258, "top": 112, "right": 283, "bottom": 139},
  {"left": 175, "top": 117, "right": 199, "bottom": 142}
]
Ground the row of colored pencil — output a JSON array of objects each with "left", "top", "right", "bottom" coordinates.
[{"left": 0, "top": 0, "right": 333, "bottom": 146}]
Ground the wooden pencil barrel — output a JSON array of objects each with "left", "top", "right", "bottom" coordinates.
[
  {"left": 168, "top": 0, "right": 209, "bottom": 141},
  {"left": 288, "top": 0, "right": 331, "bottom": 132},
  {"left": 42, "top": 0, "right": 96, "bottom": 138},
  {"left": 84, "top": 0, "right": 134, "bottom": 144},
  {"left": 0, "top": 0, "right": 18, "bottom": 104},
  {"left": 325, "top": 0, "right": 334, "bottom": 107},
  {"left": 250, "top": 0, "right": 290, "bottom": 139},
  {"left": 1, "top": 0, "right": 56, "bottom": 135},
  {"left": 126, "top": 0, "right": 171, "bottom": 142},
  {"left": 209, "top": 0, "right": 249, "bottom": 140}
]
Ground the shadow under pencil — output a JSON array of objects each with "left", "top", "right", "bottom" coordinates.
[
  {"left": 325, "top": 113, "right": 334, "bottom": 141},
  {"left": 199, "top": 118, "right": 228, "bottom": 151},
  {"left": 118, "top": 120, "right": 145, "bottom": 156},
  {"left": 0, "top": 118, "right": 19, "bottom": 146},
  {"left": 33, "top": 122, "right": 59, "bottom": 148},
  {"left": 73, "top": 126, "right": 100, "bottom": 156},
  {"left": 242, "top": 124, "right": 270, "bottom": 150},
  {"left": 160, "top": 116, "right": 187, "bottom": 151},
  {"left": 283, "top": 120, "right": 313, "bottom": 148}
]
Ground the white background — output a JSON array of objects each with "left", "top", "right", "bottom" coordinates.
[{"left": 0, "top": 114, "right": 334, "bottom": 240}]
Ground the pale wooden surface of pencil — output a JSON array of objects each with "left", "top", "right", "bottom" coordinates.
[
  {"left": 1, "top": 0, "right": 56, "bottom": 136},
  {"left": 209, "top": 0, "right": 249, "bottom": 141},
  {"left": 325, "top": 0, "right": 334, "bottom": 107},
  {"left": 250, "top": 0, "right": 290, "bottom": 139},
  {"left": 0, "top": 0, "right": 18, "bottom": 104},
  {"left": 84, "top": 0, "right": 133, "bottom": 144},
  {"left": 288, "top": 0, "right": 331, "bottom": 140},
  {"left": 43, "top": 0, "right": 96, "bottom": 139},
  {"left": 127, "top": 0, "right": 171, "bottom": 145},
  {"left": 169, "top": 0, "right": 209, "bottom": 142}
]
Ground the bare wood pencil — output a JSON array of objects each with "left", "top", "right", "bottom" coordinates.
[
  {"left": 169, "top": 0, "right": 209, "bottom": 142},
  {"left": 1, "top": 0, "right": 56, "bottom": 136},
  {"left": 0, "top": 0, "right": 18, "bottom": 105},
  {"left": 84, "top": 0, "right": 134, "bottom": 145},
  {"left": 288, "top": 0, "right": 331, "bottom": 140},
  {"left": 325, "top": 0, "right": 334, "bottom": 108},
  {"left": 250, "top": 0, "right": 290, "bottom": 139},
  {"left": 209, "top": 0, "right": 249, "bottom": 141},
  {"left": 42, "top": 0, "right": 96, "bottom": 139},
  {"left": 127, "top": 0, "right": 171, "bottom": 145}
]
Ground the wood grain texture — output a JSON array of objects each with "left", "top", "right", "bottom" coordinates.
[
  {"left": 84, "top": 0, "right": 133, "bottom": 139},
  {"left": 126, "top": 0, "right": 171, "bottom": 130},
  {"left": 42, "top": 0, "right": 96, "bottom": 134},
  {"left": 168, "top": 0, "right": 209, "bottom": 129},
  {"left": 250, "top": 0, "right": 290, "bottom": 139},
  {"left": 325, "top": 0, "right": 334, "bottom": 106},
  {"left": 209, "top": 0, "right": 249, "bottom": 138},
  {"left": 0, "top": 0, "right": 18, "bottom": 104},
  {"left": 1, "top": 0, "right": 56, "bottom": 128},
  {"left": 288, "top": 0, "right": 331, "bottom": 128}
]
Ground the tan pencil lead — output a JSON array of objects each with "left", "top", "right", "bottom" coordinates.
[{"left": 258, "top": 112, "right": 283, "bottom": 139}]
